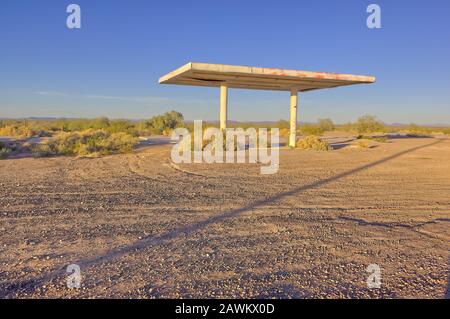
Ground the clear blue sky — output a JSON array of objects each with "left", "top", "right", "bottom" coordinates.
[{"left": 1, "top": 0, "right": 449, "bottom": 124}]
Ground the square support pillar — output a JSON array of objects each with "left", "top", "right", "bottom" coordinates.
[
  {"left": 220, "top": 84, "right": 228, "bottom": 131},
  {"left": 289, "top": 88, "right": 298, "bottom": 148}
]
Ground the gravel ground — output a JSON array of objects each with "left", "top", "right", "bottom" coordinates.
[{"left": 0, "top": 136, "right": 449, "bottom": 298}]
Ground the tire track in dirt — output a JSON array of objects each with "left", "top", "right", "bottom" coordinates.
[
  {"left": 126, "top": 146, "right": 176, "bottom": 181},
  {"left": 165, "top": 161, "right": 211, "bottom": 178}
]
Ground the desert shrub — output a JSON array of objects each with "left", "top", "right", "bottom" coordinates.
[
  {"left": 317, "top": 118, "right": 335, "bottom": 132},
  {"left": 100, "top": 132, "right": 138, "bottom": 154},
  {"left": 372, "top": 136, "right": 388, "bottom": 143},
  {"left": 0, "top": 125, "right": 35, "bottom": 138},
  {"left": 407, "top": 123, "right": 421, "bottom": 132},
  {"left": 145, "top": 111, "right": 184, "bottom": 135},
  {"left": 35, "top": 130, "right": 53, "bottom": 137},
  {"left": 0, "top": 147, "right": 11, "bottom": 159},
  {"left": 60, "top": 118, "right": 109, "bottom": 132},
  {"left": 0, "top": 113, "right": 187, "bottom": 139},
  {"left": 296, "top": 135, "right": 331, "bottom": 151},
  {"left": 301, "top": 124, "right": 325, "bottom": 136},
  {"left": 275, "top": 119, "right": 290, "bottom": 129},
  {"left": 90, "top": 117, "right": 110, "bottom": 130},
  {"left": 65, "top": 119, "right": 91, "bottom": 132},
  {"left": 105, "top": 120, "right": 138, "bottom": 136},
  {"left": 340, "top": 122, "right": 356, "bottom": 133},
  {"left": 31, "top": 130, "right": 138, "bottom": 157},
  {"left": 442, "top": 128, "right": 450, "bottom": 135},
  {"left": 300, "top": 119, "right": 335, "bottom": 136},
  {"left": 279, "top": 128, "right": 290, "bottom": 137},
  {"left": 404, "top": 123, "right": 435, "bottom": 135},
  {"left": 354, "top": 115, "right": 385, "bottom": 134},
  {"left": 0, "top": 142, "right": 12, "bottom": 159},
  {"left": 30, "top": 143, "right": 57, "bottom": 157},
  {"left": 134, "top": 120, "right": 150, "bottom": 136},
  {"left": 40, "top": 117, "right": 138, "bottom": 135}
]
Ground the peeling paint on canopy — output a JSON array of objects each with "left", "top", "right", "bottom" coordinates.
[{"left": 159, "top": 62, "right": 376, "bottom": 92}]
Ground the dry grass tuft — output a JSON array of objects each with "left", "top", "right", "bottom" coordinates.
[
  {"left": 31, "top": 130, "right": 138, "bottom": 157},
  {"left": 354, "top": 140, "right": 370, "bottom": 149}
]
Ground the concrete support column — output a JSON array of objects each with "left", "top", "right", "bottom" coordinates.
[
  {"left": 220, "top": 84, "right": 228, "bottom": 131},
  {"left": 289, "top": 88, "right": 298, "bottom": 148}
]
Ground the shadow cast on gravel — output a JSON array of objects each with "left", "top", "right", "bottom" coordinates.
[
  {"left": 386, "top": 134, "right": 433, "bottom": 139},
  {"left": 0, "top": 139, "right": 444, "bottom": 297}
]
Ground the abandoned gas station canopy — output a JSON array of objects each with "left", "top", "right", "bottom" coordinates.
[
  {"left": 159, "top": 62, "right": 376, "bottom": 92},
  {"left": 159, "top": 62, "right": 376, "bottom": 148}
]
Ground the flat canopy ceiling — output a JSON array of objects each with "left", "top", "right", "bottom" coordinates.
[{"left": 159, "top": 62, "right": 376, "bottom": 92}]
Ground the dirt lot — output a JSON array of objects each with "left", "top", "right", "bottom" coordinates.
[{"left": 0, "top": 136, "right": 449, "bottom": 298}]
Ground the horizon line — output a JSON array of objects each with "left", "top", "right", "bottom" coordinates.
[{"left": 1, "top": 116, "right": 449, "bottom": 127}]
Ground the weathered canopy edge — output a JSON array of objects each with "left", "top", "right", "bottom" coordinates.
[{"left": 159, "top": 62, "right": 376, "bottom": 92}]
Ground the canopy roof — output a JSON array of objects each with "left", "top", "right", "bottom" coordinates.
[{"left": 159, "top": 62, "right": 376, "bottom": 92}]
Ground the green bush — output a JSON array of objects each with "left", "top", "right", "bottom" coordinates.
[
  {"left": 296, "top": 135, "right": 331, "bottom": 151},
  {"left": 145, "top": 111, "right": 184, "bottom": 135},
  {"left": 105, "top": 120, "right": 138, "bottom": 136},
  {"left": 354, "top": 115, "right": 385, "bottom": 134}
]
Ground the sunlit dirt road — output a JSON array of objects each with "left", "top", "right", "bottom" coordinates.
[{"left": 1, "top": 137, "right": 449, "bottom": 298}]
